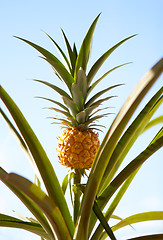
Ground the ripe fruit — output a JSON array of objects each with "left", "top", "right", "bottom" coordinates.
[{"left": 57, "top": 128, "right": 100, "bottom": 169}]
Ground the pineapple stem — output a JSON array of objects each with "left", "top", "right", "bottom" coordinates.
[{"left": 73, "top": 169, "right": 81, "bottom": 225}]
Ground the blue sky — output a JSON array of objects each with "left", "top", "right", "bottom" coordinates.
[{"left": 0, "top": 0, "right": 163, "bottom": 239}]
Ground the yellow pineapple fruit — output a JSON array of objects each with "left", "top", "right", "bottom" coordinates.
[
  {"left": 57, "top": 128, "right": 100, "bottom": 169},
  {"left": 17, "top": 14, "right": 134, "bottom": 169}
]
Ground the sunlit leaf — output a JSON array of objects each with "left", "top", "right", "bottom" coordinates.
[
  {"left": 74, "top": 58, "right": 163, "bottom": 240},
  {"left": 0, "top": 214, "right": 49, "bottom": 239},
  {"left": 0, "top": 86, "right": 74, "bottom": 236},
  {"left": 5, "top": 173, "right": 72, "bottom": 240},
  {"left": 15, "top": 36, "right": 74, "bottom": 90},
  {"left": 0, "top": 167, "right": 54, "bottom": 239},
  {"left": 87, "top": 35, "right": 137, "bottom": 84},
  {"left": 112, "top": 211, "right": 163, "bottom": 232},
  {"left": 34, "top": 79, "right": 71, "bottom": 99}
]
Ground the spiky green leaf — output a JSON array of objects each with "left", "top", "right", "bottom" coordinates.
[
  {"left": 61, "top": 29, "right": 76, "bottom": 74},
  {"left": 74, "top": 14, "right": 101, "bottom": 79},
  {"left": 36, "top": 96, "right": 69, "bottom": 111},
  {"left": 5, "top": 173, "right": 72, "bottom": 240},
  {"left": 143, "top": 115, "right": 163, "bottom": 133},
  {"left": 112, "top": 211, "right": 163, "bottom": 232},
  {"left": 0, "top": 167, "right": 54, "bottom": 239},
  {"left": 43, "top": 31, "right": 72, "bottom": 73},
  {"left": 0, "top": 86, "right": 74, "bottom": 236},
  {"left": 86, "top": 96, "right": 116, "bottom": 108},
  {"left": 15, "top": 36, "right": 74, "bottom": 89},
  {"left": 88, "top": 63, "right": 130, "bottom": 94},
  {"left": 86, "top": 84, "right": 123, "bottom": 107},
  {"left": 87, "top": 34, "right": 137, "bottom": 84},
  {"left": 74, "top": 58, "right": 163, "bottom": 240},
  {"left": 99, "top": 87, "right": 163, "bottom": 193},
  {"left": 34, "top": 79, "right": 71, "bottom": 99},
  {"left": 0, "top": 214, "right": 49, "bottom": 239}
]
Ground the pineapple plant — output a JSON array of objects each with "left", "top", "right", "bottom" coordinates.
[
  {"left": 14, "top": 13, "right": 134, "bottom": 170},
  {"left": 0, "top": 14, "right": 163, "bottom": 240}
]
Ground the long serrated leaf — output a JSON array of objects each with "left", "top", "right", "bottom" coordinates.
[
  {"left": 92, "top": 202, "right": 116, "bottom": 240},
  {"left": 34, "top": 79, "right": 71, "bottom": 99},
  {"left": 90, "top": 171, "right": 137, "bottom": 240},
  {"left": 74, "top": 14, "right": 101, "bottom": 79},
  {"left": 87, "top": 35, "right": 137, "bottom": 84},
  {"left": 0, "top": 86, "right": 74, "bottom": 236},
  {"left": 61, "top": 29, "right": 76, "bottom": 74},
  {"left": 86, "top": 96, "right": 116, "bottom": 108},
  {"left": 74, "top": 59, "right": 163, "bottom": 240},
  {"left": 0, "top": 213, "right": 49, "bottom": 239},
  {"left": 90, "top": 131, "right": 163, "bottom": 238},
  {"left": 36, "top": 96, "right": 69, "bottom": 111},
  {"left": 88, "top": 63, "right": 130, "bottom": 94},
  {"left": 112, "top": 211, "right": 163, "bottom": 232},
  {"left": 98, "top": 133, "right": 163, "bottom": 208},
  {"left": 90, "top": 107, "right": 112, "bottom": 118},
  {"left": 15, "top": 36, "right": 74, "bottom": 90},
  {"left": 0, "top": 108, "right": 28, "bottom": 155},
  {"left": 43, "top": 31, "right": 72, "bottom": 73},
  {"left": 43, "top": 57, "right": 74, "bottom": 88},
  {"left": 143, "top": 115, "right": 163, "bottom": 133},
  {"left": 86, "top": 84, "right": 123, "bottom": 107},
  {"left": 0, "top": 167, "right": 54, "bottom": 239},
  {"left": 0, "top": 108, "right": 41, "bottom": 179},
  {"left": 99, "top": 87, "right": 163, "bottom": 193},
  {"left": 47, "top": 107, "right": 71, "bottom": 117},
  {"left": 5, "top": 173, "right": 72, "bottom": 240},
  {"left": 85, "top": 114, "right": 111, "bottom": 126}
]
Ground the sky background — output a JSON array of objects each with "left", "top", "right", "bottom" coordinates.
[{"left": 0, "top": 0, "right": 163, "bottom": 239}]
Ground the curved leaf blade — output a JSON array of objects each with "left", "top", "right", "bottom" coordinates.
[
  {"left": 88, "top": 63, "right": 130, "bottom": 94},
  {"left": 0, "top": 213, "right": 49, "bottom": 239},
  {"left": 112, "top": 211, "right": 163, "bottom": 232},
  {"left": 143, "top": 115, "right": 163, "bottom": 133},
  {"left": 15, "top": 36, "right": 74, "bottom": 89},
  {"left": 86, "top": 84, "right": 123, "bottom": 107},
  {"left": 74, "top": 13, "right": 101, "bottom": 79},
  {"left": 5, "top": 173, "right": 72, "bottom": 240},
  {"left": 74, "top": 58, "right": 163, "bottom": 240},
  {"left": 0, "top": 167, "right": 54, "bottom": 239},
  {"left": 34, "top": 79, "right": 71, "bottom": 99},
  {"left": 43, "top": 31, "right": 72, "bottom": 73},
  {"left": 87, "top": 35, "right": 137, "bottom": 84},
  {"left": 99, "top": 87, "right": 163, "bottom": 193},
  {"left": 0, "top": 86, "right": 74, "bottom": 236},
  {"left": 36, "top": 96, "right": 69, "bottom": 111},
  {"left": 61, "top": 29, "right": 76, "bottom": 74}
]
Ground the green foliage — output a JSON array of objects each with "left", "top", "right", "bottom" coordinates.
[{"left": 0, "top": 14, "right": 163, "bottom": 240}]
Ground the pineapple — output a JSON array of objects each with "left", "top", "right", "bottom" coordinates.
[
  {"left": 15, "top": 14, "right": 135, "bottom": 169},
  {"left": 57, "top": 128, "right": 100, "bottom": 169}
]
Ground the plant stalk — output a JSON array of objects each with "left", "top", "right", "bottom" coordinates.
[{"left": 73, "top": 169, "right": 81, "bottom": 225}]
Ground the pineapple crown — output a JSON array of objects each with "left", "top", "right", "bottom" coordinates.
[{"left": 14, "top": 14, "right": 136, "bottom": 131}]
